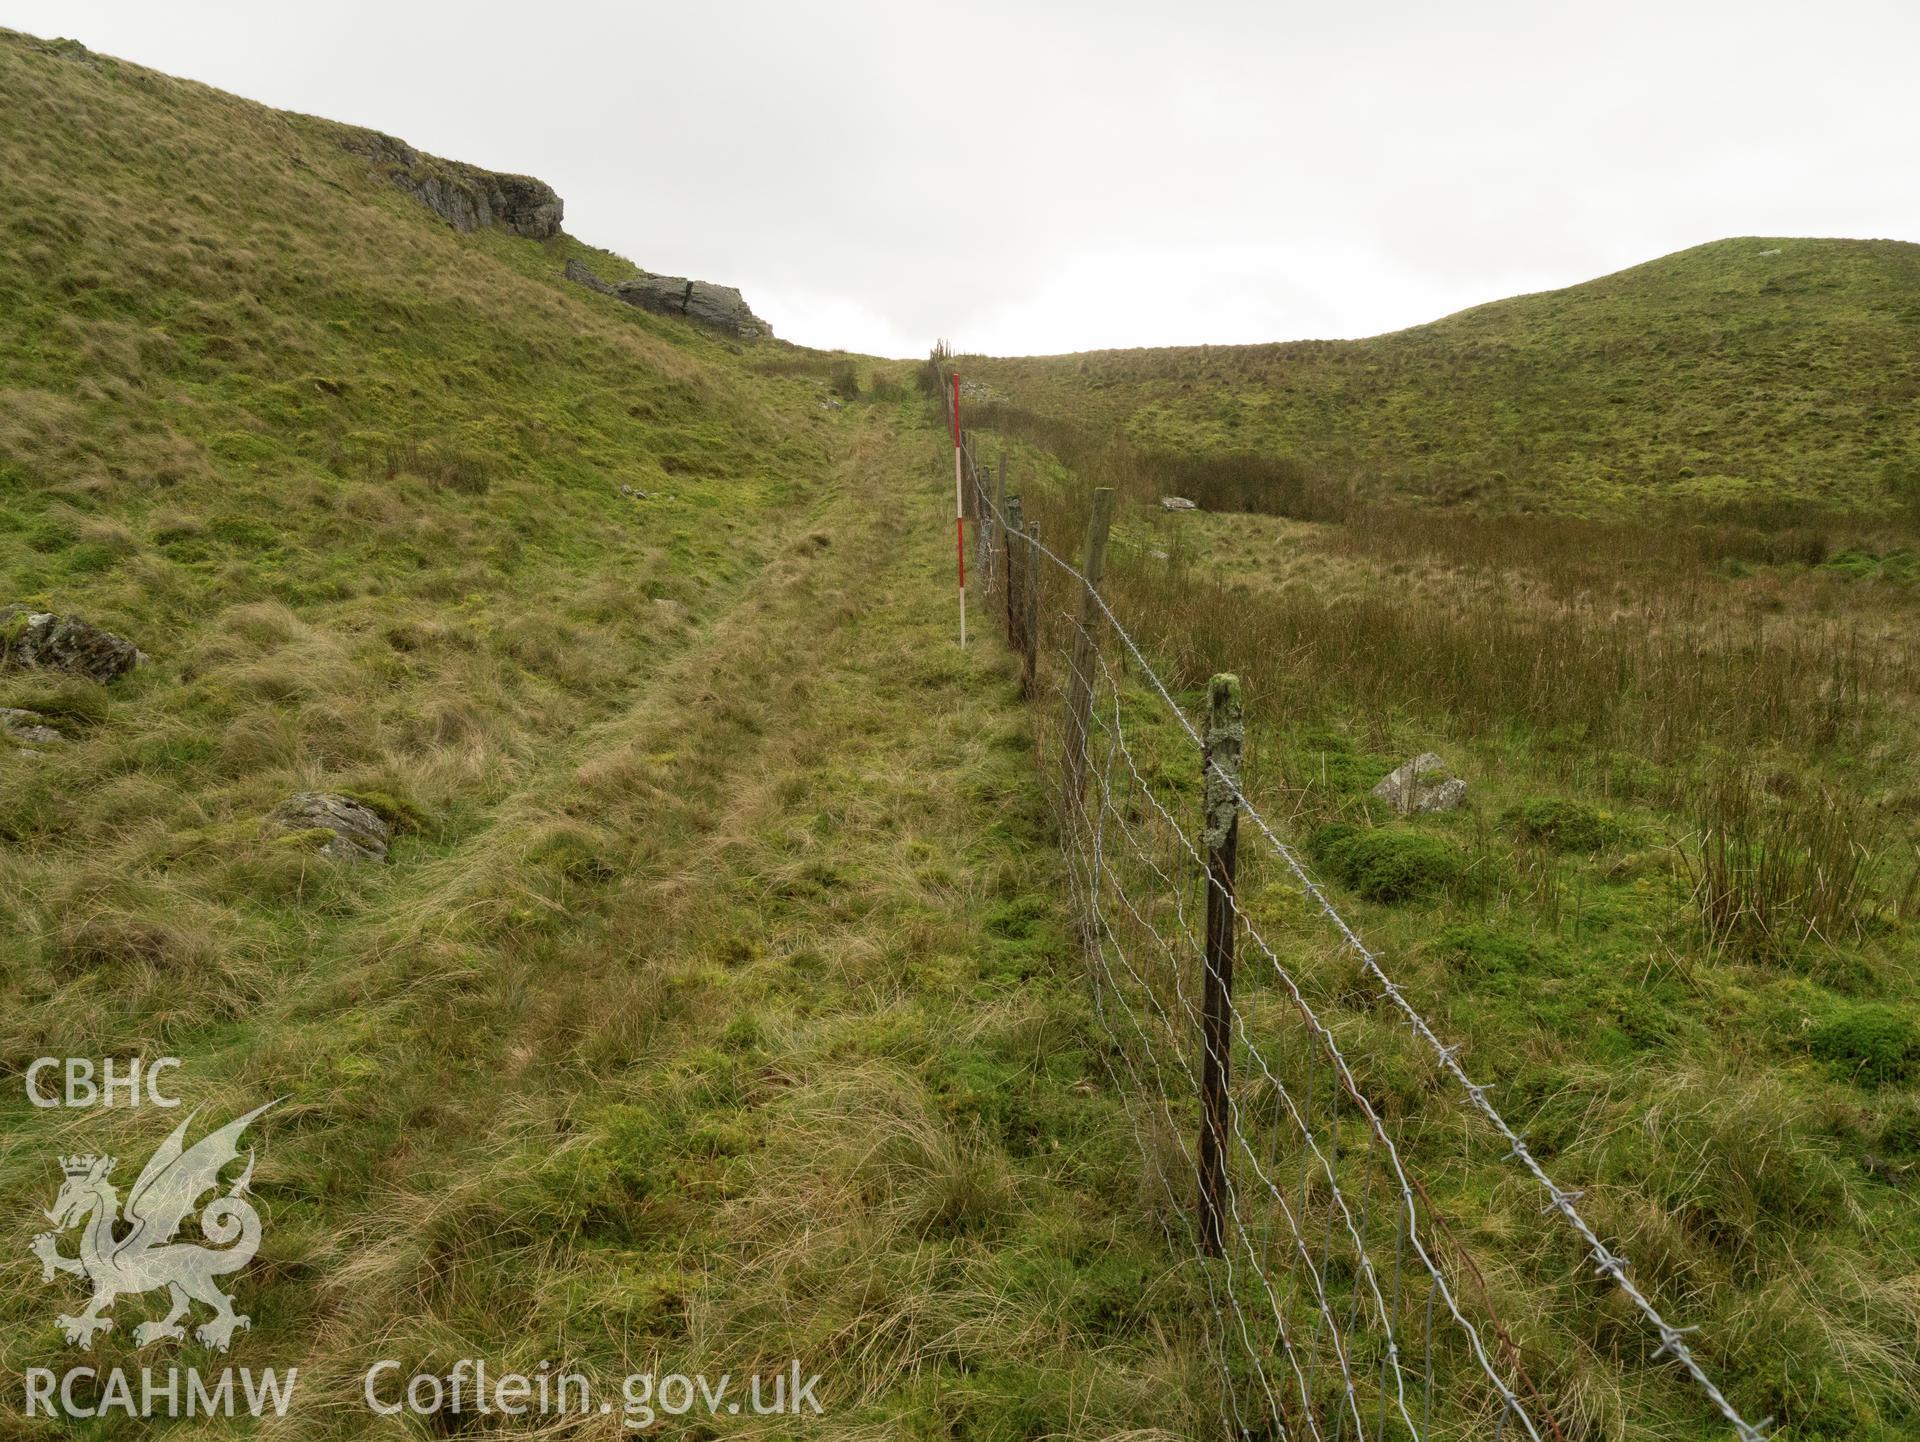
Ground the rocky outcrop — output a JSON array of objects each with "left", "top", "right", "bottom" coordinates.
[
  {"left": 264, "top": 793, "right": 391, "bottom": 863},
  {"left": 564, "top": 256, "right": 769, "bottom": 339},
  {"left": 609, "top": 275, "right": 769, "bottom": 339},
  {"left": 1371, "top": 753, "right": 1468, "bottom": 814},
  {"left": 332, "top": 127, "right": 769, "bottom": 337},
  {"left": 1, "top": 606, "right": 146, "bottom": 682},
  {"left": 565, "top": 258, "right": 617, "bottom": 295},
  {"left": 340, "top": 130, "right": 563, "bottom": 239}
]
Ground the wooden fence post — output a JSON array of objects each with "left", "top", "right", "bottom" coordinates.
[
  {"left": 1061, "top": 487, "right": 1115, "bottom": 812},
  {"left": 1198, "top": 673, "right": 1243, "bottom": 1259},
  {"left": 1003, "top": 495, "right": 1024, "bottom": 649},
  {"left": 1020, "top": 521, "right": 1042, "bottom": 700}
]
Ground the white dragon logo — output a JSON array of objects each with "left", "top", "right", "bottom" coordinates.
[{"left": 30, "top": 1101, "right": 277, "bottom": 1351}]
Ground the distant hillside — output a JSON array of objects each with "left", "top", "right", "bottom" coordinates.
[{"left": 967, "top": 238, "right": 1920, "bottom": 515}]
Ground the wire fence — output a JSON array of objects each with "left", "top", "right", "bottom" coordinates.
[{"left": 935, "top": 367, "right": 1771, "bottom": 1442}]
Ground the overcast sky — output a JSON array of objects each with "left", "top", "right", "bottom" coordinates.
[{"left": 7, "top": 1, "right": 1917, "bottom": 357}]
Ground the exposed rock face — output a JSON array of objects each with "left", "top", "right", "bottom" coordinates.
[
  {"left": 1, "top": 606, "right": 146, "bottom": 682},
  {"left": 565, "top": 258, "right": 617, "bottom": 295},
  {"left": 340, "top": 130, "right": 563, "bottom": 239},
  {"left": 1, "top": 708, "right": 64, "bottom": 745},
  {"left": 1371, "top": 753, "right": 1468, "bottom": 814},
  {"left": 609, "top": 275, "right": 769, "bottom": 339},
  {"left": 264, "top": 793, "right": 391, "bottom": 863},
  {"left": 564, "top": 256, "right": 769, "bottom": 340}
]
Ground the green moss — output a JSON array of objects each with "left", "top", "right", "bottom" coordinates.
[
  {"left": 1504, "top": 797, "right": 1620, "bottom": 852},
  {"left": 337, "top": 788, "right": 429, "bottom": 835},
  {"left": 1822, "top": 546, "right": 1918, "bottom": 584},
  {"left": 1878, "top": 1102, "right": 1920, "bottom": 1159},
  {"left": 984, "top": 895, "right": 1047, "bottom": 939},
  {"left": 1810, "top": 1005, "right": 1920, "bottom": 1089},
  {"left": 1429, "top": 921, "right": 1552, "bottom": 978},
  {"left": 1286, "top": 727, "right": 1398, "bottom": 795},
  {"left": 270, "top": 827, "right": 337, "bottom": 852},
  {"left": 534, "top": 1103, "right": 675, "bottom": 1238},
  {"left": 1308, "top": 822, "right": 1461, "bottom": 903}
]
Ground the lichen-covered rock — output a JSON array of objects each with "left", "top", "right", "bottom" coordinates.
[
  {"left": 609, "top": 275, "right": 769, "bottom": 339},
  {"left": 1, "top": 606, "right": 146, "bottom": 682},
  {"left": 264, "top": 792, "right": 391, "bottom": 863},
  {"left": 1161, "top": 496, "right": 1198, "bottom": 512},
  {"left": 0, "top": 707, "right": 65, "bottom": 745},
  {"left": 340, "top": 129, "right": 563, "bottom": 238},
  {"left": 1371, "top": 752, "right": 1468, "bottom": 814}
]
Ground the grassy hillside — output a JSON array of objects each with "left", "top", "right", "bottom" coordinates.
[
  {"left": 0, "top": 29, "right": 1203, "bottom": 1436},
  {"left": 6, "top": 21, "right": 1917, "bottom": 1441},
  {"left": 963, "top": 238, "right": 1920, "bottom": 515},
  {"left": 954, "top": 339, "right": 1920, "bottom": 1438}
]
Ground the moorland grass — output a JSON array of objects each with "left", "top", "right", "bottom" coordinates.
[
  {"left": 955, "top": 236, "right": 1920, "bottom": 517},
  {"left": 0, "top": 28, "right": 1207, "bottom": 1436},
  {"left": 952, "top": 329, "right": 1920, "bottom": 1437}
]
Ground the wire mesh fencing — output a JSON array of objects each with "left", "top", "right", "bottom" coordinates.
[{"left": 938, "top": 372, "right": 1770, "bottom": 1442}]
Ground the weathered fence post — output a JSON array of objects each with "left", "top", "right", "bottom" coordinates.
[
  {"left": 1198, "top": 673, "right": 1243, "bottom": 1259},
  {"left": 1020, "top": 521, "right": 1042, "bottom": 700},
  {"left": 1061, "top": 487, "right": 1115, "bottom": 812},
  {"left": 1004, "top": 495, "right": 1024, "bottom": 649}
]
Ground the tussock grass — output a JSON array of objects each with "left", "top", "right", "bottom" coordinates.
[{"left": 1683, "top": 771, "right": 1892, "bottom": 962}]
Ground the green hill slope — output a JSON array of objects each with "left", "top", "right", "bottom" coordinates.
[
  {"left": 967, "top": 237, "right": 1920, "bottom": 514},
  {"left": 0, "top": 30, "right": 1200, "bottom": 1436}
]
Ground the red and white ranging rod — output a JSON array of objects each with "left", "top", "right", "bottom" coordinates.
[{"left": 952, "top": 370, "right": 966, "bottom": 648}]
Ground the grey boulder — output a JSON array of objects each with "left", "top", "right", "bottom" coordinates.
[
  {"left": 1, "top": 707, "right": 64, "bottom": 745},
  {"left": 609, "top": 275, "right": 769, "bottom": 339},
  {"left": 566, "top": 257, "right": 617, "bottom": 295},
  {"left": 1161, "top": 496, "right": 1198, "bottom": 512},
  {"left": 264, "top": 793, "right": 391, "bottom": 863},
  {"left": 1371, "top": 753, "right": 1468, "bottom": 814},
  {"left": 1, "top": 606, "right": 146, "bottom": 683}
]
